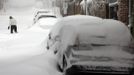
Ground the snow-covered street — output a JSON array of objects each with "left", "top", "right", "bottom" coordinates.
[
  {"left": 0, "top": 25, "right": 48, "bottom": 59},
  {"left": 0, "top": 0, "right": 133, "bottom": 75},
  {"left": 0, "top": 50, "right": 62, "bottom": 75},
  {"left": 0, "top": 18, "right": 62, "bottom": 75},
  {"left": 0, "top": 3, "right": 62, "bottom": 74}
]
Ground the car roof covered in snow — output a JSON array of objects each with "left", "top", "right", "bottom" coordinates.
[
  {"left": 50, "top": 15, "right": 132, "bottom": 47},
  {"left": 51, "top": 15, "right": 103, "bottom": 36}
]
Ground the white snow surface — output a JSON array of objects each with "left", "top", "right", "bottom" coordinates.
[
  {"left": 0, "top": 11, "right": 61, "bottom": 75},
  {"left": 0, "top": 0, "right": 63, "bottom": 75},
  {"left": 0, "top": 21, "right": 62, "bottom": 75},
  {"left": 37, "top": 17, "right": 59, "bottom": 29},
  {"left": 0, "top": 51, "right": 62, "bottom": 75}
]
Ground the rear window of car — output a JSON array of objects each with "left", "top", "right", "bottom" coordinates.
[{"left": 38, "top": 15, "right": 56, "bottom": 20}]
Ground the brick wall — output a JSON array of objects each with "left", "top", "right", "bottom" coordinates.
[
  {"left": 90, "top": 0, "right": 107, "bottom": 18},
  {"left": 117, "top": 0, "right": 129, "bottom": 25}
]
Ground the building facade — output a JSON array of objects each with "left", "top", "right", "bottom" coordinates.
[
  {"left": 117, "top": 0, "right": 129, "bottom": 25},
  {"left": 131, "top": 0, "right": 134, "bottom": 36}
]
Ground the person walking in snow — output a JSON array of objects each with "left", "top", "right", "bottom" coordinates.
[{"left": 8, "top": 16, "right": 18, "bottom": 34}]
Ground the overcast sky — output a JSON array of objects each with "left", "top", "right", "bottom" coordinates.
[{"left": 7, "top": 0, "right": 36, "bottom": 8}]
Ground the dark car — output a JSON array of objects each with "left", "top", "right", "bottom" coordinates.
[{"left": 46, "top": 15, "right": 134, "bottom": 75}]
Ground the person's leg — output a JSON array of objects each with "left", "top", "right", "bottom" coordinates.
[
  {"left": 12, "top": 25, "right": 16, "bottom": 33},
  {"left": 11, "top": 26, "right": 13, "bottom": 34},
  {"left": 14, "top": 25, "right": 17, "bottom": 33}
]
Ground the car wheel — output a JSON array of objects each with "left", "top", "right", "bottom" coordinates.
[
  {"left": 57, "top": 63, "right": 63, "bottom": 72},
  {"left": 57, "top": 55, "right": 67, "bottom": 72},
  {"left": 63, "top": 55, "right": 67, "bottom": 70}
]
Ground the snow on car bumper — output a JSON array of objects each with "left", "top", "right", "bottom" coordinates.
[
  {"left": 63, "top": 45, "right": 134, "bottom": 75},
  {"left": 65, "top": 65, "right": 133, "bottom": 75}
]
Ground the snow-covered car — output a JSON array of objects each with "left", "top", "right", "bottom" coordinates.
[
  {"left": 33, "top": 10, "right": 56, "bottom": 23},
  {"left": 33, "top": 10, "right": 58, "bottom": 29},
  {"left": 46, "top": 15, "right": 134, "bottom": 75}
]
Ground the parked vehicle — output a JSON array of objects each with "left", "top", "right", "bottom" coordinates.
[
  {"left": 32, "top": 10, "right": 60, "bottom": 29},
  {"left": 33, "top": 10, "right": 56, "bottom": 23},
  {"left": 46, "top": 15, "right": 134, "bottom": 75}
]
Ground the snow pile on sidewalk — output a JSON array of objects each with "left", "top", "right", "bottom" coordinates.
[{"left": 0, "top": 50, "right": 62, "bottom": 75}]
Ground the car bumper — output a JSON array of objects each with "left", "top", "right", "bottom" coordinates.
[{"left": 65, "top": 65, "right": 133, "bottom": 75}]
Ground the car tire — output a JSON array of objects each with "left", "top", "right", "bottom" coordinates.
[
  {"left": 57, "top": 55, "right": 67, "bottom": 72},
  {"left": 63, "top": 55, "right": 67, "bottom": 70},
  {"left": 57, "top": 64, "right": 63, "bottom": 72}
]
